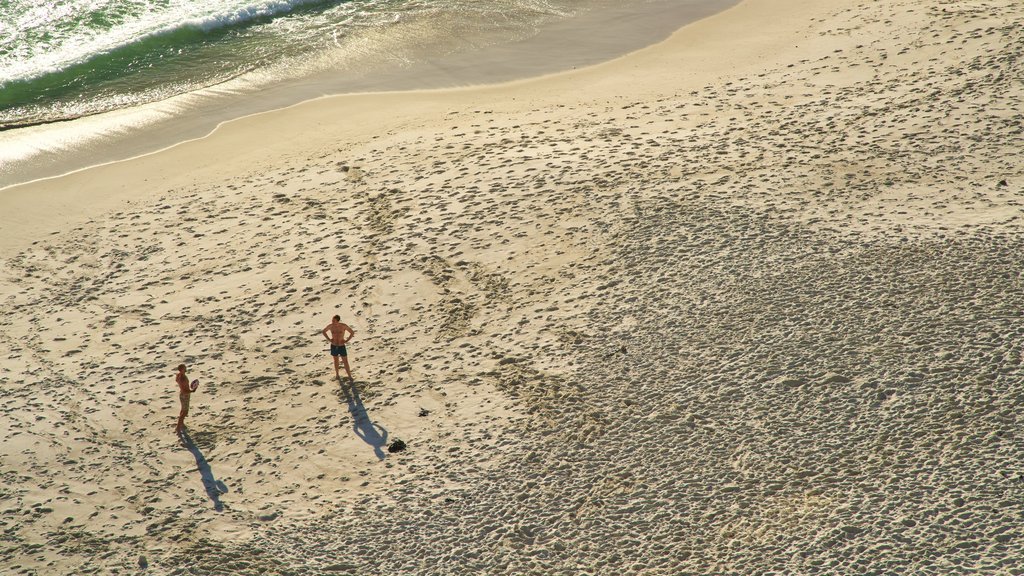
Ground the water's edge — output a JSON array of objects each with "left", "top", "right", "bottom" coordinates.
[{"left": 0, "top": 0, "right": 737, "bottom": 190}]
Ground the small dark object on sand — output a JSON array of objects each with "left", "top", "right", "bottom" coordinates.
[{"left": 388, "top": 439, "right": 407, "bottom": 453}]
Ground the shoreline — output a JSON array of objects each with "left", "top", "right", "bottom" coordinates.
[
  {"left": 0, "top": 0, "right": 736, "bottom": 191},
  {"left": 0, "top": 0, "right": 812, "bottom": 258}
]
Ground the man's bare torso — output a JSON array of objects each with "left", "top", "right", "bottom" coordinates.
[{"left": 326, "top": 322, "right": 349, "bottom": 345}]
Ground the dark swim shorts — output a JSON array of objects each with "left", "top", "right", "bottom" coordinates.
[{"left": 330, "top": 344, "right": 348, "bottom": 357}]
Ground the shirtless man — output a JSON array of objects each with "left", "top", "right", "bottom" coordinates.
[
  {"left": 175, "top": 363, "right": 199, "bottom": 434},
  {"left": 322, "top": 315, "right": 355, "bottom": 381}
]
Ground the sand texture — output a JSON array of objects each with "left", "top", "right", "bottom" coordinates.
[{"left": 2, "top": 0, "right": 1023, "bottom": 574}]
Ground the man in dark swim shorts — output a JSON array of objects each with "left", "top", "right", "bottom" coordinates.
[{"left": 322, "top": 314, "right": 355, "bottom": 381}]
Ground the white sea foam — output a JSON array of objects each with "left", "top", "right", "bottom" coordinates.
[{"left": 0, "top": 0, "right": 349, "bottom": 85}]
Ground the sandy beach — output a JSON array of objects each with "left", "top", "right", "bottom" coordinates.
[{"left": 2, "top": 0, "right": 1023, "bottom": 574}]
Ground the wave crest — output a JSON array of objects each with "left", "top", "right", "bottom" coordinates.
[{"left": 0, "top": 0, "right": 340, "bottom": 85}]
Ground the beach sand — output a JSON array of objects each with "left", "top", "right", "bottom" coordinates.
[{"left": 2, "top": 0, "right": 1023, "bottom": 573}]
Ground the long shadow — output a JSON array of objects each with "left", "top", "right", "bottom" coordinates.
[
  {"left": 179, "top": 429, "right": 229, "bottom": 511},
  {"left": 340, "top": 379, "right": 389, "bottom": 460}
]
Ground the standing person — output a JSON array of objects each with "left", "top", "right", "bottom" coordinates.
[
  {"left": 175, "top": 364, "right": 199, "bottom": 435},
  {"left": 322, "top": 315, "right": 355, "bottom": 381}
]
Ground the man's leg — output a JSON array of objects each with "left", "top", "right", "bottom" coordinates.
[
  {"left": 341, "top": 355, "right": 353, "bottom": 382},
  {"left": 332, "top": 352, "right": 341, "bottom": 377},
  {"left": 177, "top": 395, "right": 190, "bottom": 433}
]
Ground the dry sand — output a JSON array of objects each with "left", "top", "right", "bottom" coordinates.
[{"left": 2, "top": 0, "right": 1023, "bottom": 574}]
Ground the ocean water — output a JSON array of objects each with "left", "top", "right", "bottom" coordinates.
[{"left": 0, "top": 0, "right": 584, "bottom": 129}]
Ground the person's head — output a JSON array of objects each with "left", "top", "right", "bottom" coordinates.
[
  {"left": 177, "top": 363, "right": 186, "bottom": 372},
  {"left": 333, "top": 315, "right": 341, "bottom": 322}
]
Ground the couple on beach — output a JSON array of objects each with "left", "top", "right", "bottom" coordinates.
[{"left": 174, "top": 314, "right": 356, "bottom": 433}]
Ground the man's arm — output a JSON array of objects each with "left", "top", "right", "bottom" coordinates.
[
  {"left": 322, "top": 325, "right": 332, "bottom": 341},
  {"left": 343, "top": 325, "right": 355, "bottom": 344}
]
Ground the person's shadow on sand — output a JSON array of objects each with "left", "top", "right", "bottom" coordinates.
[
  {"left": 340, "top": 379, "right": 389, "bottom": 460},
  {"left": 179, "top": 429, "right": 229, "bottom": 511}
]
